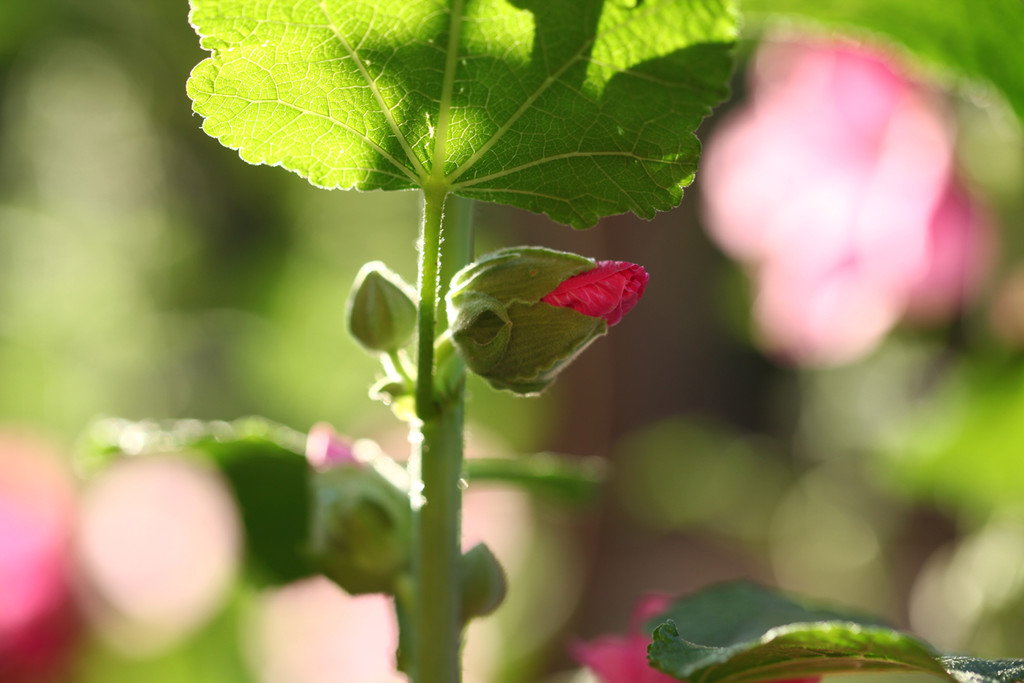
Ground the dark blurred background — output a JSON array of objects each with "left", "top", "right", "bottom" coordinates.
[{"left": 2, "top": 1, "right": 1024, "bottom": 682}]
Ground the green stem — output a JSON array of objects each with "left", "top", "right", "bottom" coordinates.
[
  {"left": 385, "top": 349, "right": 414, "bottom": 388},
  {"left": 412, "top": 401, "right": 464, "bottom": 683},
  {"left": 415, "top": 186, "right": 446, "bottom": 421},
  {"left": 411, "top": 188, "right": 474, "bottom": 683}
]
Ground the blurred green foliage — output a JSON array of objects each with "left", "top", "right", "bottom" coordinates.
[{"left": 76, "top": 593, "right": 253, "bottom": 683}]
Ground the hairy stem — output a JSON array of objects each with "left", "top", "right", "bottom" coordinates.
[
  {"left": 415, "top": 186, "right": 446, "bottom": 421},
  {"left": 411, "top": 188, "right": 473, "bottom": 683}
]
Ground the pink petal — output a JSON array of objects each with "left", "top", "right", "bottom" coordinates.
[
  {"left": 569, "top": 595, "right": 676, "bottom": 683},
  {"left": 542, "top": 261, "right": 649, "bottom": 326},
  {"left": 904, "top": 178, "right": 993, "bottom": 323},
  {"left": 570, "top": 634, "right": 678, "bottom": 683}
]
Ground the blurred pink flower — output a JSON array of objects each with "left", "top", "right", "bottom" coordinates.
[
  {"left": 571, "top": 595, "right": 677, "bottom": 683},
  {"left": 542, "top": 261, "right": 649, "bottom": 327},
  {"left": 701, "top": 39, "right": 991, "bottom": 365},
  {"left": 0, "top": 433, "right": 78, "bottom": 683},
  {"left": 75, "top": 456, "right": 241, "bottom": 653},
  {"left": 305, "top": 422, "right": 357, "bottom": 471},
  {"left": 252, "top": 578, "right": 405, "bottom": 683}
]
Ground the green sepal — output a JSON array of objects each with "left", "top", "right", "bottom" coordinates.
[
  {"left": 460, "top": 543, "right": 507, "bottom": 622},
  {"left": 449, "top": 247, "right": 594, "bottom": 306},
  {"left": 309, "top": 464, "right": 411, "bottom": 595},
  {"left": 450, "top": 291, "right": 512, "bottom": 374},
  {"left": 482, "top": 303, "right": 606, "bottom": 394},
  {"left": 348, "top": 261, "right": 418, "bottom": 353}
]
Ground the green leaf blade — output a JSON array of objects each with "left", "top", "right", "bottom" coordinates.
[
  {"left": 941, "top": 657, "right": 1024, "bottom": 683},
  {"left": 646, "top": 583, "right": 1024, "bottom": 683},
  {"left": 187, "top": 0, "right": 738, "bottom": 228},
  {"left": 187, "top": 0, "right": 438, "bottom": 190},
  {"left": 650, "top": 621, "right": 947, "bottom": 683},
  {"left": 448, "top": 1, "right": 737, "bottom": 227}
]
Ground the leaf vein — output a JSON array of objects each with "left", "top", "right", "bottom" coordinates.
[
  {"left": 446, "top": 0, "right": 689, "bottom": 185},
  {"left": 452, "top": 150, "right": 672, "bottom": 189},
  {"left": 317, "top": 0, "right": 428, "bottom": 180},
  {"left": 203, "top": 90, "right": 420, "bottom": 183},
  {"left": 430, "top": 0, "right": 465, "bottom": 180}
]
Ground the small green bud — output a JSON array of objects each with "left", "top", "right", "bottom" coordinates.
[
  {"left": 348, "top": 261, "right": 417, "bottom": 352},
  {"left": 309, "top": 464, "right": 411, "bottom": 595},
  {"left": 447, "top": 247, "right": 607, "bottom": 394},
  {"left": 460, "top": 542, "right": 507, "bottom": 621}
]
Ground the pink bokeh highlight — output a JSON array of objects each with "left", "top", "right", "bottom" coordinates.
[
  {"left": 701, "top": 39, "right": 992, "bottom": 366},
  {"left": 75, "top": 456, "right": 242, "bottom": 652},
  {"left": 251, "top": 578, "right": 405, "bottom": 683},
  {"left": 0, "top": 433, "right": 78, "bottom": 683}
]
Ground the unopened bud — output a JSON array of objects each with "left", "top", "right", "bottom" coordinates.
[
  {"left": 460, "top": 542, "right": 507, "bottom": 621},
  {"left": 305, "top": 422, "right": 357, "bottom": 471},
  {"left": 447, "top": 247, "right": 647, "bottom": 394},
  {"left": 348, "top": 262, "right": 417, "bottom": 352},
  {"left": 309, "top": 465, "right": 411, "bottom": 595}
]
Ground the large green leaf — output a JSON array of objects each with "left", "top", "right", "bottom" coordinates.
[
  {"left": 741, "top": 0, "right": 1024, "bottom": 125},
  {"left": 647, "top": 583, "right": 1024, "bottom": 683},
  {"left": 186, "top": 0, "right": 737, "bottom": 228}
]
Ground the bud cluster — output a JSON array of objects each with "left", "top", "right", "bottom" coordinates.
[{"left": 347, "top": 248, "right": 647, "bottom": 400}]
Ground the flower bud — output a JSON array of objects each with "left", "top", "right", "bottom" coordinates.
[
  {"left": 447, "top": 247, "right": 648, "bottom": 394},
  {"left": 309, "top": 464, "right": 411, "bottom": 595},
  {"left": 460, "top": 542, "right": 507, "bottom": 621},
  {"left": 348, "top": 261, "right": 417, "bottom": 352},
  {"left": 305, "top": 422, "right": 357, "bottom": 471}
]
